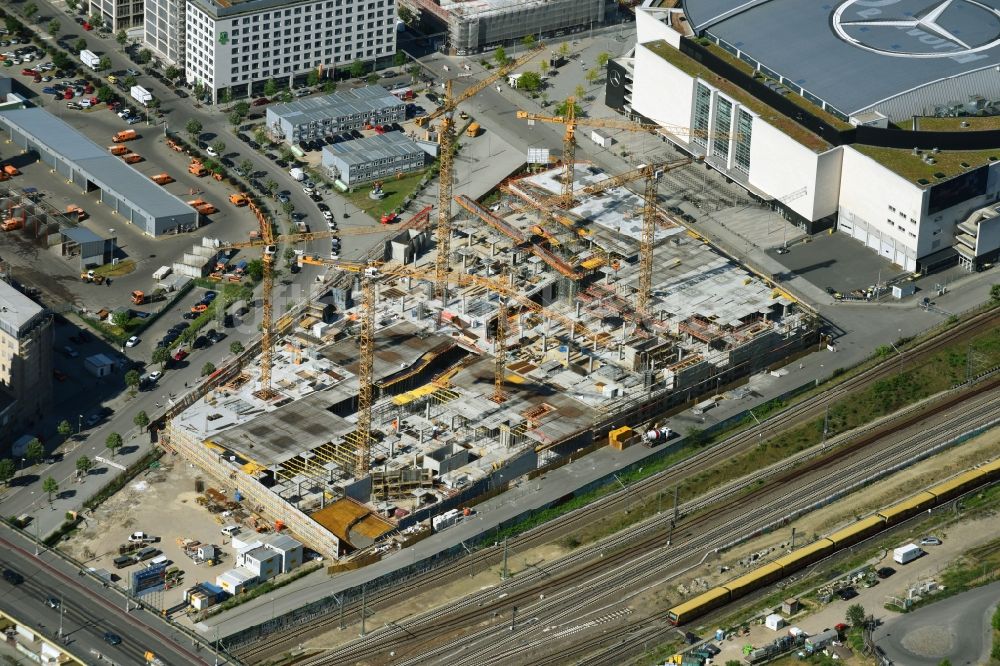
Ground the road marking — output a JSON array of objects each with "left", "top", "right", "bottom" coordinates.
[{"left": 550, "top": 607, "right": 633, "bottom": 637}]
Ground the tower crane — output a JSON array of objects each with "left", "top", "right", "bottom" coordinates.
[
  {"left": 414, "top": 44, "right": 544, "bottom": 299},
  {"left": 516, "top": 100, "right": 735, "bottom": 208}
]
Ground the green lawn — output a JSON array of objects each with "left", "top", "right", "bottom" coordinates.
[
  {"left": 93, "top": 259, "right": 136, "bottom": 277},
  {"left": 343, "top": 169, "right": 430, "bottom": 220}
]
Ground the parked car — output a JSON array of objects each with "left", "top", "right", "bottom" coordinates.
[
  {"left": 172, "top": 349, "right": 188, "bottom": 362},
  {"left": 182, "top": 311, "right": 199, "bottom": 320},
  {"left": 876, "top": 567, "right": 896, "bottom": 579},
  {"left": 2, "top": 569, "right": 24, "bottom": 584},
  {"left": 45, "top": 597, "right": 60, "bottom": 609},
  {"left": 252, "top": 97, "right": 269, "bottom": 106},
  {"left": 920, "top": 536, "right": 942, "bottom": 546},
  {"left": 125, "top": 335, "right": 140, "bottom": 347},
  {"left": 276, "top": 192, "right": 290, "bottom": 204},
  {"left": 836, "top": 587, "right": 858, "bottom": 601},
  {"left": 103, "top": 632, "right": 122, "bottom": 646},
  {"left": 147, "top": 370, "right": 162, "bottom": 382}
]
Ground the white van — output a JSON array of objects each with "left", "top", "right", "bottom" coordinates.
[{"left": 220, "top": 525, "right": 241, "bottom": 537}]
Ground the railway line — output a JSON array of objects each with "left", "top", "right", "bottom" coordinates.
[
  {"left": 234, "top": 308, "right": 997, "bottom": 662},
  {"left": 289, "top": 379, "right": 1000, "bottom": 665}
]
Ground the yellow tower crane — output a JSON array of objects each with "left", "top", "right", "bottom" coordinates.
[
  {"left": 414, "top": 44, "right": 544, "bottom": 299},
  {"left": 515, "top": 102, "right": 733, "bottom": 208}
]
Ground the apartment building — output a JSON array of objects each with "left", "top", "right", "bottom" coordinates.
[
  {"left": 144, "top": 0, "right": 185, "bottom": 65},
  {"left": 184, "top": 0, "right": 397, "bottom": 102},
  {"left": 90, "top": 0, "right": 145, "bottom": 32},
  {"left": 0, "top": 280, "right": 53, "bottom": 453}
]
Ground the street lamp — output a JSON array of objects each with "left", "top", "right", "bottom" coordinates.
[
  {"left": 77, "top": 414, "right": 83, "bottom": 434},
  {"left": 108, "top": 228, "right": 115, "bottom": 263}
]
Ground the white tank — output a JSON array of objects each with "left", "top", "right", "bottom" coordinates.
[{"left": 645, "top": 427, "right": 671, "bottom": 442}]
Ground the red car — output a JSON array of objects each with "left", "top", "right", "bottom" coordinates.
[
  {"left": 63, "top": 89, "right": 74, "bottom": 99},
  {"left": 82, "top": 22, "right": 92, "bottom": 31},
  {"left": 53, "top": 369, "right": 68, "bottom": 382},
  {"left": 84, "top": 84, "right": 94, "bottom": 94},
  {"left": 21, "top": 68, "right": 35, "bottom": 76},
  {"left": 89, "top": 97, "right": 99, "bottom": 106},
  {"left": 172, "top": 349, "right": 188, "bottom": 362},
  {"left": 251, "top": 97, "right": 269, "bottom": 106}
]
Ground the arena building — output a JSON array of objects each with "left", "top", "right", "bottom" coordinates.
[{"left": 609, "top": 0, "right": 1000, "bottom": 272}]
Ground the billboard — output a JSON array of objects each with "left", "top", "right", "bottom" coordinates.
[{"left": 131, "top": 563, "right": 167, "bottom": 597}]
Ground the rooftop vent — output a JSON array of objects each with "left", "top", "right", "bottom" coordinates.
[
  {"left": 934, "top": 172, "right": 946, "bottom": 179},
  {"left": 917, "top": 178, "right": 931, "bottom": 185},
  {"left": 961, "top": 162, "right": 970, "bottom": 168},
  {"left": 961, "top": 121, "right": 970, "bottom": 128},
  {"left": 932, "top": 147, "right": 940, "bottom": 154},
  {"left": 912, "top": 147, "right": 920, "bottom": 156}
]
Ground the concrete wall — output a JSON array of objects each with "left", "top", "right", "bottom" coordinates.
[
  {"left": 746, "top": 119, "right": 826, "bottom": 223},
  {"left": 636, "top": 8, "right": 681, "bottom": 48},
  {"left": 632, "top": 43, "right": 693, "bottom": 130}
]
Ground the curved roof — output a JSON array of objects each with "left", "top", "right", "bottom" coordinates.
[{"left": 683, "top": 0, "right": 1000, "bottom": 115}]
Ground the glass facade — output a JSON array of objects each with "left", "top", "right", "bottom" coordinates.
[
  {"left": 734, "top": 108, "right": 753, "bottom": 174},
  {"left": 692, "top": 82, "right": 711, "bottom": 149},
  {"left": 712, "top": 97, "right": 732, "bottom": 160}
]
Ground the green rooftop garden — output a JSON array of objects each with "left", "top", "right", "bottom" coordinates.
[
  {"left": 853, "top": 145, "right": 1000, "bottom": 186},
  {"left": 914, "top": 115, "right": 1000, "bottom": 131},
  {"left": 644, "top": 40, "right": 833, "bottom": 152}
]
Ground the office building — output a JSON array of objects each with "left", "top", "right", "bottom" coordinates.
[
  {"left": 144, "top": 0, "right": 186, "bottom": 65},
  {"left": 90, "top": 0, "right": 145, "bottom": 32},
  {"left": 0, "top": 280, "right": 52, "bottom": 453},
  {"left": 321, "top": 131, "right": 425, "bottom": 185}
]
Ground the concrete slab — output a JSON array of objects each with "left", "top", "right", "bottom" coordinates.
[{"left": 765, "top": 232, "right": 905, "bottom": 295}]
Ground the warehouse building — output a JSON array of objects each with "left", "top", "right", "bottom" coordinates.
[
  {"left": 266, "top": 86, "right": 405, "bottom": 145},
  {"left": 321, "top": 132, "right": 425, "bottom": 186},
  {"left": 0, "top": 109, "right": 198, "bottom": 237},
  {"left": 400, "top": 0, "right": 606, "bottom": 55},
  {"left": 182, "top": 0, "right": 397, "bottom": 103}
]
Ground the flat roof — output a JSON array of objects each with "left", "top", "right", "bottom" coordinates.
[
  {"left": 0, "top": 279, "right": 45, "bottom": 337},
  {"left": 683, "top": 0, "right": 1000, "bottom": 117},
  {"left": 851, "top": 144, "right": 1000, "bottom": 187},
  {"left": 62, "top": 227, "right": 104, "bottom": 244},
  {"left": 268, "top": 86, "right": 403, "bottom": 127},
  {"left": 0, "top": 109, "right": 196, "bottom": 221},
  {"left": 322, "top": 132, "right": 424, "bottom": 167}
]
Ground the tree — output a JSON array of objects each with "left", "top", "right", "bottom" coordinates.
[
  {"left": 238, "top": 158, "right": 254, "bottom": 177},
  {"left": 211, "top": 139, "right": 226, "bottom": 156},
  {"left": 185, "top": 118, "right": 203, "bottom": 139},
  {"left": 52, "top": 52, "right": 70, "bottom": 71},
  {"left": 47, "top": 18, "right": 61, "bottom": 37},
  {"left": 407, "top": 64, "right": 421, "bottom": 81},
  {"left": 137, "top": 48, "right": 152, "bottom": 64},
  {"left": 111, "top": 310, "right": 130, "bottom": 327},
  {"left": 521, "top": 35, "right": 536, "bottom": 50},
  {"left": 164, "top": 65, "right": 180, "bottom": 82},
  {"left": 57, "top": 420, "right": 73, "bottom": 439},
  {"left": 494, "top": 47, "right": 508, "bottom": 67},
  {"left": 67, "top": 0, "right": 79, "bottom": 11},
  {"left": 96, "top": 85, "right": 114, "bottom": 103},
  {"left": 322, "top": 80, "right": 336, "bottom": 93},
  {"left": 97, "top": 56, "right": 112, "bottom": 72},
  {"left": 558, "top": 42, "right": 570, "bottom": 58},
  {"left": 25, "top": 439, "right": 44, "bottom": 466},
  {"left": 279, "top": 147, "right": 295, "bottom": 163},
  {"left": 264, "top": 179, "right": 278, "bottom": 197},
  {"left": 230, "top": 341, "right": 245, "bottom": 355},
  {"left": 246, "top": 259, "right": 264, "bottom": 282},
  {"left": 221, "top": 87, "right": 233, "bottom": 105},
  {"left": 193, "top": 81, "right": 206, "bottom": 99},
  {"left": 306, "top": 69, "right": 321, "bottom": 87},
  {"left": 393, "top": 51, "right": 406, "bottom": 67},
  {"left": 281, "top": 200, "right": 295, "bottom": 219},
  {"left": 724, "top": 661, "right": 742, "bottom": 666},
  {"left": 4, "top": 16, "right": 22, "bottom": 35},
  {"left": 554, "top": 99, "right": 582, "bottom": 117},
  {"left": 124, "top": 369, "right": 141, "bottom": 395},
  {"left": 116, "top": 29, "right": 128, "bottom": 50},
  {"left": 574, "top": 84, "right": 586, "bottom": 101},
  {"left": 76, "top": 455, "right": 93, "bottom": 476},
  {"left": 89, "top": 14, "right": 104, "bottom": 29},
  {"left": 517, "top": 71, "right": 542, "bottom": 92},
  {"left": 846, "top": 603, "right": 866, "bottom": 628},
  {"left": 254, "top": 126, "right": 269, "bottom": 146},
  {"left": 43, "top": 477, "right": 59, "bottom": 505},
  {"left": 234, "top": 101, "right": 250, "bottom": 118},
  {"left": 596, "top": 51, "right": 611, "bottom": 68},
  {"left": 133, "top": 411, "right": 149, "bottom": 430},
  {"left": 364, "top": 73, "right": 379, "bottom": 85},
  {"left": 538, "top": 59, "right": 549, "bottom": 76},
  {"left": 990, "top": 283, "right": 1000, "bottom": 303},
  {"left": 349, "top": 60, "right": 367, "bottom": 78},
  {"left": 586, "top": 68, "right": 599, "bottom": 85},
  {"left": 397, "top": 5, "right": 414, "bottom": 24},
  {"left": 201, "top": 362, "right": 216, "bottom": 377},
  {"left": 24, "top": 3, "right": 38, "bottom": 20},
  {"left": 74, "top": 37, "right": 87, "bottom": 52},
  {"left": 0, "top": 459, "right": 14, "bottom": 486},
  {"left": 105, "top": 432, "right": 123, "bottom": 457},
  {"left": 151, "top": 346, "right": 169, "bottom": 370},
  {"left": 280, "top": 89, "right": 294, "bottom": 103},
  {"left": 263, "top": 78, "right": 278, "bottom": 97},
  {"left": 124, "top": 75, "right": 137, "bottom": 89}
]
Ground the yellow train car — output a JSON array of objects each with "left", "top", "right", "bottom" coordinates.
[
  {"left": 926, "top": 469, "right": 990, "bottom": 503},
  {"left": 827, "top": 515, "right": 886, "bottom": 549},
  {"left": 723, "top": 562, "right": 784, "bottom": 598},
  {"left": 667, "top": 587, "right": 731, "bottom": 625},
  {"left": 772, "top": 538, "right": 835, "bottom": 574},
  {"left": 877, "top": 491, "right": 936, "bottom": 525},
  {"left": 978, "top": 458, "right": 1000, "bottom": 478}
]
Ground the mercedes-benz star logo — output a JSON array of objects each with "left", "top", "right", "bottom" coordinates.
[
  {"left": 833, "top": 0, "right": 1000, "bottom": 61},
  {"left": 609, "top": 69, "right": 622, "bottom": 87}
]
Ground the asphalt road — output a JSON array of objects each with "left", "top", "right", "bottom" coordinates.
[
  {"left": 0, "top": 523, "right": 220, "bottom": 665},
  {"left": 874, "top": 580, "right": 1000, "bottom": 666}
]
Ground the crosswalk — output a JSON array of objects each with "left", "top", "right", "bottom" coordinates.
[{"left": 548, "top": 607, "right": 634, "bottom": 638}]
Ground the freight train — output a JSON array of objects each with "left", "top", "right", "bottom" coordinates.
[{"left": 666, "top": 459, "right": 1000, "bottom": 625}]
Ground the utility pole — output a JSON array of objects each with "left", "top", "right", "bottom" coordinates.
[
  {"left": 501, "top": 537, "right": 509, "bottom": 580},
  {"left": 360, "top": 586, "right": 367, "bottom": 637},
  {"left": 822, "top": 405, "right": 829, "bottom": 443},
  {"left": 338, "top": 595, "right": 345, "bottom": 630},
  {"left": 672, "top": 485, "right": 679, "bottom": 523},
  {"left": 667, "top": 519, "right": 674, "bottom": 546},
  {"left": 510, "top": 606, "right": 517, "bottom": 631},
  {"left": 58, "top": 594, "right": 64, "bottom": 639},
  {"left": 790, "top": 527, "right": 796, "bottom": 550}
]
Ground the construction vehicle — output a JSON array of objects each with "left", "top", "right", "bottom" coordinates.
[
  {"left": 188, "top": 160, "right": 208, "bottom": 177},
  {"left": 2, "top": 164, "right": 20, "bottom": 176},
  {"left": 229, "top": 193, "right": 249, "bottom": 207},
  {"left": 187, "top": 198, "right": 217, "bottom": 215},
  {"left": 80, "top": 270, "right": 106, "bottom": 284},
  {"left": 380, "top": 212, "right": 399, "bottom": 225},
  {"left": 466, "top": 122, "right": 480, "bottom": 137},
  {"left": 166, "top": 138, "right": 183, "bottom": 152},
  {"left": 131, "top": 290, "right": 165, "bottom": 305},
  {"left": 0, "top": 171, "right": 9, "bottom": 182},
  {"left": 112, "top": 129, "right": 137, "bottom": 143},
  {"left": 212, "top": 172, "right": 224, "bottom": 181},
  {"left": 109, "top": 144, "right": 128, "bottom": 156},
  {"left": 151, "top": 173, "right": 174, "bottom": 185},
  {"left": 122, "top": 153, "right": 143, "bottom": 164},
  {"left": 414, "top": 43, "right": 544, "bottom": 297},
  {"left": 1, "top": 217, "right": 23, "bottom": 231},
  {"left": 65, "top": 204, "right": 87, "bottom": 221}
]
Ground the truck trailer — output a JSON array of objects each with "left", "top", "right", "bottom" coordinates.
[
  {"left": 130, "top": 85, "right": 153, "bottom": 107},
  {"left": 80, "top": 49, "right": 100, "bottom": 69},
  {"left": 893, "top": 544, "right": 923, "bottom": 565}
]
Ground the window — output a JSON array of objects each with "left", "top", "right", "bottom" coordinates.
[
  {"left": 712, "top": 97, "right": 732, "bottom": 160},
  {"left": 692, "top": 83, "right": 711, "bottom": 149},
  {"left": 888, "top": 205, "right": 895, "bottom": 212},
  {"left": 733, "top": 108, "right": 752, "bottom": 174}
]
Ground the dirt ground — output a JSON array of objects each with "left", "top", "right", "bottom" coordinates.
[{"left": 62, "top": 458, "right": 236, "bottom": 614}]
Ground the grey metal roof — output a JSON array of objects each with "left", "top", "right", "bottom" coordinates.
[
  {"left": 268, "top": 86, "right": 403, "bottom": 126},
  {"left": 321, "top": 132, "right": 424, "bottom": 167},
  {"left": 62, "top": 227, "right": 104, "bottom": 244},
  {"left": 0, "top": 279, "right": 45, "bottom": 337},
  {"left": 0, "top": 109, "right": 196, "bottom": 220},
  {"left": 682, "top": 0, "right": 1000, "bottom": 115}
]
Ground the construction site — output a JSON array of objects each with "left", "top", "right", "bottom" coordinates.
[{"left": 162, "top": 56, "right": 819, "bottom": 563}]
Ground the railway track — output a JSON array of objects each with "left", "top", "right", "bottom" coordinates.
[
  {"left": 235, "top": 308, "right": 997, "bottom": 662},
  {"left": 290, "top": 384, "right": 1000, "bottom": 665}
]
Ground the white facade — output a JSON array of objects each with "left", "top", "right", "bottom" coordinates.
[
  {"left": 90, "top": 0, "right": 144, "bottom": 32},
  {"left": 184, "top": 0, "right": 397, "bottom": 102},
  {"left": 144, "top": 0, "right": 185, "bottom": 65}
]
